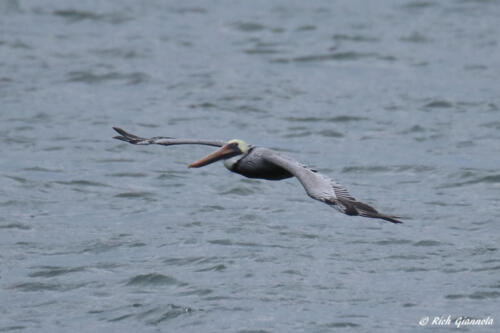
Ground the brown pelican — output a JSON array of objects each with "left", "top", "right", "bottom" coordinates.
[{"left": 113, "top": 127, "right": 402, "bottom": 223}]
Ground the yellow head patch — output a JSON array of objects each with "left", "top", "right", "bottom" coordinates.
[{"left": 227, "top": 139, "right": 248, "bottom": 154}]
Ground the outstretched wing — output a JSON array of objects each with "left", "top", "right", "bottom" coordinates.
[
  {"left": 259, "top": 148, "right": 402, "bottom": 224},
  {"left": 112, "top": 127, "right": 225, "bottom": 147}
]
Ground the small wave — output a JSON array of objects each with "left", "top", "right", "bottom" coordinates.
[
  {"left": 472, "top": 265, "right": 500, "bottom": 272},
  {"left": 481, "top": 121, "right": 500, "bottom": 129},
  {"left": 163, "top": 256, "right": 217, "bottom": 266},
  {"left": 0, "top": 326, "right": 26, "bottom": 332},
  {"left": 332, "top": 34, "right": 379, "bottom": 42},
  {"left": 208, "top": 239, "right": 286, "bottom": 249},
  {"left": 467, "top": 174, "right": 500, "bottom": 184},
  {"left": 403, "top": 303, "right": 417, "bottom": 307},
  {"left": 324, "top": 322, "right": 360, "bottom": 328},
  {"left": 108, "top": 304, "right": 193, "bottom": 324},
  {"left": 53, "top": 9, "right": 130, "bottom": 24},
  {"left": 168, "top": 7, "right": 207, "bottom": 14},
  {"left": 107, "top": 172, "right": 147, "bottom": 178},
  {"left": 442, "top": 268, "right": 468, "bottom": 273},
  {"left": 188, "top": 102, "right": 216, "bottom": 109},
  {"left": 154, "top": 169, "right": 188, "bottom": 177},
  {"left": 195, "top": 264, "right": 226, "bottom": 272},
  {"left": 279, "top": 231, "right": 319, "bottom": 239},
  {"left": 143, "top": 304, "right": 194, "bottom": 325},
  {"left": 67, "top": 71, "right": 149, "bottom": 85},
  {"left": 91, "top": 48, "right": 149, "bottom": 59},
  {"left": 284, "top": 115, "right": 367, "bottom": 123},
  {"left": 218, "top": 94, "right": 264, "bottom": 103},
  {"left": 28, "top": 266, "right": 85, "bottom": 278},
  {"left": 400, "top": 32, "right": 431, "bottom": 43},
  {"left": 445, "top": 294, "right": 464, "bottom": 300},
  {"left": 198, "top": 205, "right": 225, "bottom": 212},
  {"left": 244, "top": 48, "right": 282, "bottom": 55},
  {"left": 425, "top": 200, "right": 449, "bottom": 206},
  {"left": 13, "top": 125, "right": 34, "bottom": 132},
  {"left": 95, "top": 158, "right": 135, "bottom": 163},
  {"left": 126, "top": 273, "right": 188, "bottom": 287},
  {"left": 4, "top": 40, "right": 32, "bottom": 50},
  {"left": 0, "top": 223, "right": 31, "bottom": 230},
  {"left": 464, "top": 64, "right": 488, "bottom": 71},
  {"left": 399, "top": 124, "right": 426, "bottom": 134},
  {"left": 166, "top": 117, "right": 199, "bottom": 125},
  {"left": 23, "top": 166, "right": 63, "bottom": 173},
  {"left": 235, "top": 105, "right": 266, "bottom": 114},
  {"left": 218, "top": 187, "right": 254, "bottom": 196},
  {"left": 80, "top": 240, "right": 122, "bottom": 254},
  {"left": 296, "top": 25, "right": 316, "bottom": 31},
  {"left": 487, "top": 103, "right": 498, "bottom": 111},
  {"left": 386, "top": 254, "right": 428, "bottom": 260},
  {"left": 404, "top": 267, "right": 429, "bottom": 272},
  {"left": 238, "top": 213, "right": 259, "bottom": 221},
  {"left": 4, "top": 136, "right": 34, "bottom": 144},
  {"left": 208, "top": 239, "right": 258, "bottom": 247},
  {"left": 55, "top": 180, "right": 110, "bottom": 187},
  {"left": 272, "top": 52, "right": 395, "bottom": 63},
  {"left": 317, "top": 129, "right": 344, "bottom": 138},
  {"left": 108, "top": 314, "right": 134, "bottom": 322},
  {"left": 281, "top": 269, "right": 305, "bottom": 276},
  {"left": 208, "top": 239, "right": 233, "bottom": 246},
  {"left": 0, "top": 200, "right": 30, "bottom": 207},
  {"left": 10, "top": 281, "right": 85, "bottom": 292},
  {"left": 232, "top": 22, "right": 266, "bottom": 32},
  {"left": 5, "top": 175, "right": 28, "bottom": 184},
  {"left": 43, "top": 146, "right": 64, "bottom": 151},
  {"left": 443, "top": 174, "right": 500, "bottom": 188},
  {"left": 0, "top": 76, "right": 13, "bottom": 86},
  {"left": 136, "top": 122, "right": 161, "bottom": 128},
  {"left": 446, "top": 291, "right": 500, "bottom": 300},
  {"left": 175, "top": 288, "right": 212, "bottom": 297},
  {"left": 54, "top": 9, "right": 101, "bottom": 22},
  {"left": 424, "top": 100, "right": 453, "bottom": 108},
  {"left": 413, "top": 240, "right": 442, "bottom": 247},
  {"left": 10, "top": 282, "right": 60, "bottom": 292},
  {"left": 402, "top": 1, "right": 436, "bottom": 9},
  {"left": 283, "top": 131, "right": 311, "bottom": 138},
  {"left": 488, "top": 282, "right": 500, "bottom": 289},
  {"left": 374, "top": 239, "right": 412, "bottom": 246},
  {"left": 114, "top": 191, "right": 155, "bottom": 198}
]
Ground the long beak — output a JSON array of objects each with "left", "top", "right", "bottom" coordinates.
[{"left": 188, "top": 144, "right": 239, "bottom": 168}]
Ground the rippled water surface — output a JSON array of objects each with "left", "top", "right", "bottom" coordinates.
[{"left": 1, "top": 0, "right": 500, "bottom": 332}]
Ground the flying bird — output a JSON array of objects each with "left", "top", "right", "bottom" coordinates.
[{"left": 112, "top": 127, "right": 402, "bottom": 223}]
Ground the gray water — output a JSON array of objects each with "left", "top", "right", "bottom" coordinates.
[{"left": 1, "top": 0, "right": 499, "bottom": 332}]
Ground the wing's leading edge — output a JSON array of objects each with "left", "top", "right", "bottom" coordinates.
[{"left": 112, "top": 127, "right": 225, "bottom": 147}]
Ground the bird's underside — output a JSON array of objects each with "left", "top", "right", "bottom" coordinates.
[{"left": 113, "top": 127, "right": 402, "bottom": 224}]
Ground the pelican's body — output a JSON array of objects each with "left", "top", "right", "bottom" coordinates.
[
  {"left": 224, "top": 147, "right": 293, "bottom": 180},
  {"left": 113, "top": 127, "right": 402, "bottom": 223}
]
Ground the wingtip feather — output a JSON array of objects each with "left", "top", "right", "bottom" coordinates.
[
  {"left": 379, "top": 215, "right": 403, "bottom": 224},
  {"left": 112, "top": 126, "right": 146, "bottom": 144},
  {"left": 112, "top": 126, "right": 133, "bottom": 137},
  {"left": 113, "top": 135, "right": 127, "bottom": 142}
]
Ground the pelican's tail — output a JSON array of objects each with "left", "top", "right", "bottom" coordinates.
[{"left": 336, "top": 198, "right": 403, "bottom": 224}]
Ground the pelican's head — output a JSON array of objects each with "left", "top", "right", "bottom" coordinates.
[{"left": 188, "top": 139, "right": 248, "bottom": 169}]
